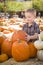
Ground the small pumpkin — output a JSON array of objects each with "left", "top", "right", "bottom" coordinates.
[
  {"left": 12, "top": 40, "right": 30, "bottom": 61},
  {"left": 11, "top": 30, "right": 27, "bottom": 43},
  {"left": 34, "top": 40, "right": 43, "bottom": 50},
  {"left": 0, "top": 18, "right": 5, "bottom": 22},
  {"left": 3, "top": 30, "right": 11, "bottom": 34},
  {"left": 9, "top": 18, "right": 15, "bottom": 23},
  {"left": 0, "top": 27, "right": 6, "bottom": 32},
  {"left": 8, "top": 28, "right": 16, "bottom": 32},
  {"left": 37, "top": 50, "right": 43, "bottom": 61},
  {"left": 1, "top": 39, "right": 12, "bottom": 57},
  {"left": 28, "top": 42, "right": 37, "bottom": 58},
  {"left": 0, "top": 54, "right": 8, "bottom": 62}
]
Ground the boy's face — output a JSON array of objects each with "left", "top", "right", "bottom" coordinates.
[{"left": 25, "top": 12, "right": 35, "bottom": 23}]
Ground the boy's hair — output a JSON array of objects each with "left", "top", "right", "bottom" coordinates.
[{"left": 26, "top": 8, "right": 36, "bottom": 16}]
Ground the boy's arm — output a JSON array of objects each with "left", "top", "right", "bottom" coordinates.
[
  {"left": 30, "top": 24, "right": 40, "bottom": 40},
  {"left": 25, "top": 33, "right": 38, "bottom": 42},
  {"left": 30, "top": 33, "right": 38, "bottom": 40}
]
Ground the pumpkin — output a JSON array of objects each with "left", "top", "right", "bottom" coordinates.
[
  {"left": 0, "top": 27, "right": 6, "bottom": 32},
  {"left": 9, "top": 18, "right": 15, "bottom": 23},
  {"left": 12, "top": 40, "right": 30, "bottom": 61},
  {"left": 40, "top": 31, "right": 43, "bottom": 41},
  {"left": 11, "top": 30, "right": 27, "bottom": 43},
  {"left": 0, "top": 18, "right": 5, "bottom": 22},
  {"left": 34, "top": 40, "right": 43, "bottom": 50},
  {"left": 0, "top": 54, "right": 8, "bottom": 62},
  {"left": 3, "top": 30, "right": 11, "bottom": 34},
  {"left": 37, "top": 50, "right": 43, "bottom": 61},
  {"left": 8, "top": 28, "right": 16, "bottom": 33},
  {"left": 1, "top": 39, "right": 12, "bottom": 57},
  {"left": 28, "top": 42, "right": 37, "bottom": 58}
]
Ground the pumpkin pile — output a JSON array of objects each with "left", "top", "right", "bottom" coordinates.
[
  {"left": 11, "top": 30, "right": 37, "bottom": 61},
  {"left": 0, "top": 30, "right": 37, "bottom": 62},
  {"left": 34, "top": 31, "right": 43, "bottom": 61},
  {"left": 0, "top": 32, "right": 9, "bottom": 62},
  {"left": 12, "top": 41, "right": 37, "bottom": 61}
]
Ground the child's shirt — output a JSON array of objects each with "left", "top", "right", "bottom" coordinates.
[{"left": 22, "top": 22, "right": 40, "bottom": 41}]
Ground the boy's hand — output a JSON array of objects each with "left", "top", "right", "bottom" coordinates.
[{"left": 25, "top": 35, "right": 31, "bottom": 42}]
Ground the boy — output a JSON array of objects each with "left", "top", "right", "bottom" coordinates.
[{"left": 22, "top": 9, "right": 40, "bottom": 42}]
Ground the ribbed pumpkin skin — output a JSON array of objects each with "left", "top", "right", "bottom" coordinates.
[
  {"left": 28, "top": 42, "right": 37, "bottom": 58},
  {"left": 0, "top": 54, "right": 8, "bottom": 62},
  {"left": 1, "top": 39, "right": 12, "bottom": 57},
  {"left": 0, "top": 33, "right": 6, "bottom": 54},
  {"left": 11, "top": 30, "right": 27, "bottom": 43},
  {"left": 37, "top": 50, "right": 43, "bottom": 61},
  {"left": 12, "top": 40, "right": 30, "bottom": 61},
  {"left": 34, "top": 40, "right": 43, "bottom": 50}
]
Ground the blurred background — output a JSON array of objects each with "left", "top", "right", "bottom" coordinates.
[
  {"left": 0, "top": 0, "right": 43, "bottom": 18},
  {"left": 0, "top": 0, "right": 43, "bottom": 31}
]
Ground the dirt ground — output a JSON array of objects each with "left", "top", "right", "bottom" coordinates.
[{"left": 0, "top": 58, "right": 43, "bottom": 65}]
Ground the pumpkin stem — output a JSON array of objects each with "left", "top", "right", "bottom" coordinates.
[{"left": 17, "top": 39, "right": 21, "bottom": 43}]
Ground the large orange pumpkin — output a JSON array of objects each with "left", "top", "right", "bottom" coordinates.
[
  {"left": 12, "top": 40, "right": 30, "bottom": 61},
  {"left": 11, "top": 30, "right": 27, "bottom": 43},
  {"left": 28, "top": 42, "right": 37, "bottom": 58},
  {"left": 1, "top": 39, "right": 12, "bottom": 57}
]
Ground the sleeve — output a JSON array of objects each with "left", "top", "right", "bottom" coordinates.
[{"left": 35, "top": 24, "right": 40, "bottom": 34}]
